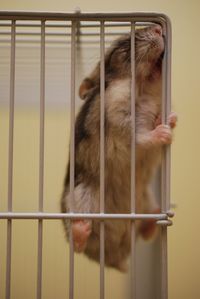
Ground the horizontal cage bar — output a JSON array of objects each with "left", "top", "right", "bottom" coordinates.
[
  {"left": 0, "top": 212, "right": 171, "bottom": 220},
  {"left": 0, "top": 21, "right": 159, "bottom": 28},
  {"left": 0, "top": 11, "right": 170, "bottom": 26}
]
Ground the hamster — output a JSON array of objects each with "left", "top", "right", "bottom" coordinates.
[{"left": 61, "top": 24, "right": 177, "bottom": 271}]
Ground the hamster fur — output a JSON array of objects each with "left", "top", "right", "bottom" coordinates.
[{"left": 61, "top": 25, "right": 177, "bottom": 271}]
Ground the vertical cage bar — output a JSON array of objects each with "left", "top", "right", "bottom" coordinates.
[
  {"left": 130, "top": 21, "right": 136, "bottom": 299},
  {"left": 160, "top": 57, "right": 168, "bottom": 299},
  {"left": 6, "top": 19, "right": 16, "bottom": 299},
  {"left": 37, "top": 20, "right": 45, "bottom": 299},
  {"left": 69, "top": 20, "right": 76, "bottom": 299},
  {"left": 100, "top": 20, "right": 105, "bottom": 299},
  {"left": 69, "top": 227, "right": 74, "bottom": 299},
  {"left": 160, "top": 20, "right": 172, "bottom": 299},
  {"left": 37, "top": 222, "right": 43, "bottom": 299},
  {"left": 165, "top": 19, "right": 172, "bottom": 214}
]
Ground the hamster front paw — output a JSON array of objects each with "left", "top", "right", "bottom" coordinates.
[
  {"left": 154, "top": 112, "right": 177, "bottom": 129},
  {"left": 168, "top": 112, "right": 178, "bottom": 129},
  {"left": 151, "top": 124, "right": 172, "bottom": 145},
  {"left": 72, "top": 220, "right": 92, "bottom": 252}
]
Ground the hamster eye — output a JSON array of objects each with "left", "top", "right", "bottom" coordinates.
[{"left": 109, "top": 47, "right": 129, "bottom": 68}]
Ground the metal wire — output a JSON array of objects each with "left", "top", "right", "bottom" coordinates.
[
  {"left": 0, "top": 212, "right": 170, "bottom": 220},
  {"left": 130, "top": 21, "right": 136, "bottom": 299},
  {"left": 69, "top": 20, "right": 76, "bottom": 299},
  {"left": 100, "top": 20, "right": 105, "bottom": 299},
  {"left": 0, "top": 21, "right": 155, "bottom": 28},
  {"left": 37, "top": 20, "right": 46, "bottom": 299},
  {"left": 0, "top": 11, "right": 171, "bottom": 23},
  {"left": 5, "top": 19, "right": 16, "bottom": 299},
  {"left": 160, "top": 18, "right": 172, "bottom": 299}
]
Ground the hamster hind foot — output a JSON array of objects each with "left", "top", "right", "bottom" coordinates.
[
  {"left": 72, "top": 220, "right": 92, "bottom": 252},
  {"left": 139, "top": 208, "right": 160, "bottom": 240}
]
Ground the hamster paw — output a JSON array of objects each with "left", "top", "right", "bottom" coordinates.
[
  {"left": 154, "top": 112, "right": 177, "bottom": 130},
  {"left": 139, "top": 208, "right": 160, "bottom": 240},
  {"left": 139, "top": 219, "right": 158, "bottom": 240},
  {"left": 71, "top": 220, "right": 92, "bottom": 253},
  {"left": 152, "top": 124, "right": 172, "bottom": 145},
  {"left": 117, "top": 260, "right": 128, "bottom": 272},
  {"left": 168, "top": 112, "right": 178, "bottom": 129}
]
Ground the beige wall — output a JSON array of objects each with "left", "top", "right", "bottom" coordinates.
[{"left": 0, "top": 0, "right": 200, "bottom": 298}]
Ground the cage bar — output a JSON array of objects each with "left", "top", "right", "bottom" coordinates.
[
  {"left": 69, "top": 20, "right": 76, "bottom": 299},
  {"left": 130, "top": 21, "right": 136, "bottom": 299},
  {"left": 0, "top": 212, "right": 170, "bottom": 220},
  {"left": 162, "top": 16, "right": 172, "bottom": 214},
  {"left": 160, "top": 18, "right": 172, "bottom": 299},
  {"left": 100, "top": 20, "right": 105, "bottom": 299},
  {"left": 0, "top": 11, "right": 171, "bottom": 23},
  {"left": 37, "top": 222, "right": 43, "bottom": 299},
  {"left": 36, "top": 20, "right": 46, "bottom": 299},
  {"left": 0, "top": 21, "right": 154, "bottom": 28},
  {"left": 5, "top": 19, "right": 16, "bottom": 299}
]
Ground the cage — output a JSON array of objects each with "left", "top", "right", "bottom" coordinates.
[{"left": 0, "top": 11, "right": 173, "bottom": 299}]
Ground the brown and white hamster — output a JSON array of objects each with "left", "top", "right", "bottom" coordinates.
[{"left": 61, "top": 24, "right": 177, "bottom": 271}]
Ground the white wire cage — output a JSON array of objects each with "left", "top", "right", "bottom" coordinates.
[{"left": 0, "top": 11, "right": 173, "bottom": 299}]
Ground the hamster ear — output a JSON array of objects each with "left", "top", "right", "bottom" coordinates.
[{"left": 79, "top": 78, "right": 95, "bottom": 100}]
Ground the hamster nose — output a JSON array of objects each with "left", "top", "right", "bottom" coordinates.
[{"left": 152, "top": 25, "right": 162, "bottom": 36}]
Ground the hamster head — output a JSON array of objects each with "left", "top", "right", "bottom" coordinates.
[
  {"left": 107, "top": 24, "right": 164, "bottom": 80},
  {"left": 79, "top": 24, "right": 165, "bottom": 99},
  {"left": 135, "top": 25, "right": 164, "bottom": 80}
]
